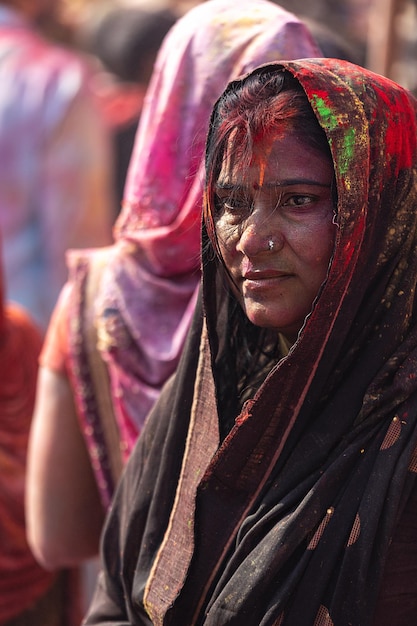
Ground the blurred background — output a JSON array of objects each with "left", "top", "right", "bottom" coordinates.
[
  {"left": 1, "top": 0, "right": 413, "bottom": 620},
  {"left": 56, "top": 0, "right": 417, "bottom": 95}
]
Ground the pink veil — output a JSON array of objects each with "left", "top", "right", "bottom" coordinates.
[
  {"left": 70, "top": 0, "right": 321, "bottom": 503},
  {"left": 115, "top": 0, "right": 321, "bottom": 272}
]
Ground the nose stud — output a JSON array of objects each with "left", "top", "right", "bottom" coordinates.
[{"left": 268, "top": 239, "right": 274, "bottom": 251}]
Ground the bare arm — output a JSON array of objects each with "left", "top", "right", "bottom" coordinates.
[{"left": 26, "top": 366, "right": 105, "bottom": 570}]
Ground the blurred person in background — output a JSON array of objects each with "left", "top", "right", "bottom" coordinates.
[
  {"left": 0, "top": 239, "right": 81, "bottom": 625},
  {"left": 275, "top": 0, "right": 369, "bottom": 66},
  {"left": 77, "top": 5, "right": 177, "bottom": 217},
  {"left": 26, "top": 0, "right": 321, "bottom": 572},
  {"left": 301, "top": 15, "right": 362, "bottom": 64},
  {"left": 0, "top": 0, "right": 114, "bottom": 333}
]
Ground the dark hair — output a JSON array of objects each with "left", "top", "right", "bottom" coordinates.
[
  {"left": 204, "top": 67, "right": 333, "bottom": 256},
  {"left": 85, "top": 8, "right": 177, "bottom": 84}
]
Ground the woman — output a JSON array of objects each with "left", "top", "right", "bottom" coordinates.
[
  {"left": 0, "top": 0, "right": 114, "bottom": 332},
  {"left": 26, "top": 0, "right": 321, "bottom": 569},
  {"left": 84, "top": 60, "right": 417, "bottom": 625}
]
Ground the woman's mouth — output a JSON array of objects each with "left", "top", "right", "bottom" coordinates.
[{"left": 242, "top": 269, "right": 293, "bottom": 290}]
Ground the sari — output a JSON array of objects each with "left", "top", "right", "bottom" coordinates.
[
  {"left": 85, "top": 59, "right": 417, "bottom": 625},
  {"left": 62, "top": 0, "right": 321, "bottom": 507}
]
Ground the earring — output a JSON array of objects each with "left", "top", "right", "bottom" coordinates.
[{"left": 268, "top": 239, "right": 274, "bottom": 251}]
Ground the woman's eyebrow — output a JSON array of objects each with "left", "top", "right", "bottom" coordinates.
[
  {"left": 215, "top": 182, "right": 244, "bottom": 191},
  {"left": 263, "top": 179, "right": 333, "bottom": 188},
  {"left": 215, "top": 179, "right": 332, "bottom": 189}
]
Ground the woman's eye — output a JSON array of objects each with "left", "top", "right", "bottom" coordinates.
[
  {"left": 283, "top": 194, "right": 315, "bottom": 207},
  {"left": 225, "top": 198, "right": 247, "bottom": 211},
  {"left": 215, "top": 194, "right": 249, "bottom": 213}
]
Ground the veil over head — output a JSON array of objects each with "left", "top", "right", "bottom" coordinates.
[
  {"left": 86, "top": 58, "right": 417, "bottom": 624},
  {"left": 192, "top": 58, "right": 417, "bottom": 624},
  {"left": 68, "top": 0, "right": 322, "bottom": 506},
  {"left": 114, "top": 0, "right": 321, "bottom": 275}
]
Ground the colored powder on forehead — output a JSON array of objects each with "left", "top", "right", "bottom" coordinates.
[{"left": 247, "top": 133, "right": 275, "bottom": 187}]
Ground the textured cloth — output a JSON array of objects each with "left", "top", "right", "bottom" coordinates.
[
  {"left": 42, "top": 0, "right": 321, "bottom": 507},
  {"left": 0, "top": 6, "right": 113, "bottom": 331},
  {"left": 0, "top": 293, "right": 81, "bottom": 626},
  {"left": 85, "top": 59, "right": 417, "bottom": 625},
  {"left": 0, "top": 301, "right": 56, "bottom": 623}
]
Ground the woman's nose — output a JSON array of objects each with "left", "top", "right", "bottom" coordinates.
[{"left": 236, "top": 217, "right": 283, "bottom": 257}]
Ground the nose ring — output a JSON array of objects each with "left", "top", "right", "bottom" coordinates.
[{"left": 268, "top": 239, "right": 274, "bottom": 251}]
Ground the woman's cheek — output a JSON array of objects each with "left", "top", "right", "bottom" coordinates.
[{"left": 216, "top": 220, "right": 239, "bottom": 258}]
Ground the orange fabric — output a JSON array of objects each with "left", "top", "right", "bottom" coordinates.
[{"left": 0, "top": 303, "right": 56, "bottom": 623}]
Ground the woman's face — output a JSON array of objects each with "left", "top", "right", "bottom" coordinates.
[{"left": 214, "top": 131, "right": 337, "bottom": 342}]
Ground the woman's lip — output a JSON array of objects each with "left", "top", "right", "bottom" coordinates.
[
  {"left": 242, "top": 271, "right": 293, "bottom": 291},
  {"left": 243, "top": 269, "right": 292, "bottom": 280}
]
